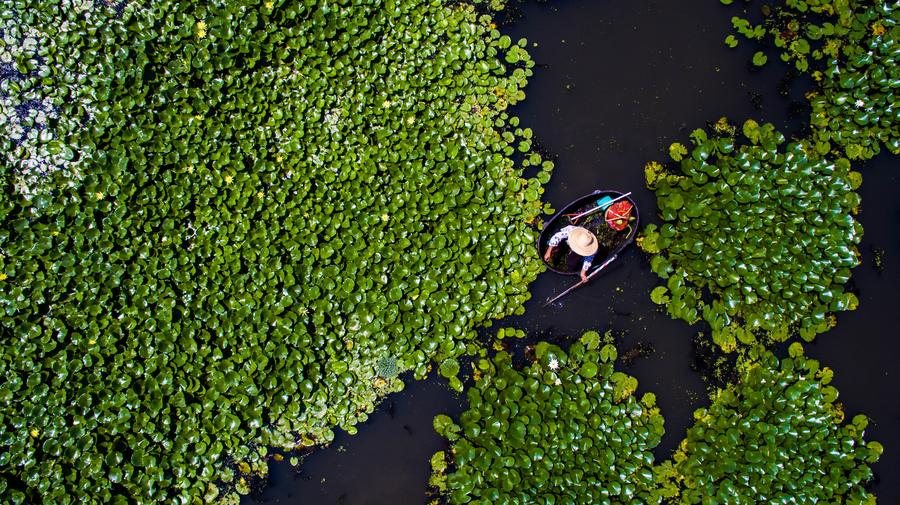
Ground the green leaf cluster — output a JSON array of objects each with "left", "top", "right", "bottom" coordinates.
[
  {"left": 665, "top": 345, "right": 881, "bottom": 503},
  {"left": 431, "top": 331, "right": 882, "bottom": 505},
  {"left": 810, "top": 2, "right": 900, "bottom": 160},
  {"left": 431, "top": 333, "right": 666, "bottom": 504},
  {"left": 724, "top": 1, "right": 900, "bottom": 160},
  {"left": 0, "top": 0, "right": 551, "bottom": 503},
  {"left": 640, "top": 120, "right": 862, "bottom": 349},
  {"left": 0, "top": 1, "right": 111, "bottom": 199}
]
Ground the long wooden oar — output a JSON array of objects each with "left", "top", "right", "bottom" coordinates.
[
  {"left": 567, "top": 192, "right": 632, "bottom": 224},
  {"left": 542, "top": 254, "right": 618, "bottom": 307}
]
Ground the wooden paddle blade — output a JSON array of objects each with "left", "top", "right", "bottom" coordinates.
[{"left": 542, "top": 254, "right": 619, "bottom": 307}]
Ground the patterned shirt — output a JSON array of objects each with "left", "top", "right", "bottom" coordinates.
[{"left": 548, "top": 225, "right": 595, "bottom": 271}]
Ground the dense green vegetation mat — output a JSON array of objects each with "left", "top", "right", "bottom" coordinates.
[
  {"left": 0, "top": 0, "right": 551, "bottom": 502},
  {"left": 430, "top": 335, "right": 882, "bottom": 504},
  {"left": 1, "top": 0, "right": 893, "bottom": 502},
  {"left": 640, "top": 120, "right": 862, "bottom": 350},
  {"left": 725, "top": 0, "right": 900, "bottom": 161},
  {"left": 658, "top": 343, "right": 882, "bottom": 503},
  {"left": 430, "top": 332, "right": 666, "bottom": 504}
]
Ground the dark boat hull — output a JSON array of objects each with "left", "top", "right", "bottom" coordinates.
[{"left": 538, "top": 190, "right": 640, "bottom": 275}]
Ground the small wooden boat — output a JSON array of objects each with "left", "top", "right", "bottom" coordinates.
[{"left": 538, "top": 190, "right": 639, "bottom": 305}]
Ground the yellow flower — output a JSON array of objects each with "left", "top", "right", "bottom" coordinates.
[
  {"left": 381, "top": 213, "right": 389, "bottom": 222},
  {"left": 265, "top": 1, "right": 273, "bottom": 8},
  {"left": 224, "top": 175, "right": 233, "bottom": 184},
  {"left": 0, "top": 273, "right": 7, "bottom": 282},
  {"left": 186, "top": 165, "right": 195, "bottom": 174},
  {"left": 94, "top": 192, "right": 104, "bottom": 200},
  {"left": 872, "top": 22, "right": 886, "bottom": 36},
  {"left": 256, "top": 191, "right": 264, "bottom": 199},
  {"left": 276, "top": 154, "right": 283, "bottom": 162},
  {"left": 88, "top": 338, "right": 96, "bottom": 345},
  {"left": 29, "top": 428, "right": 39, "bottom": 438},
  {"left": 195, "top": 20, "right": 207, "bottom": 39}
]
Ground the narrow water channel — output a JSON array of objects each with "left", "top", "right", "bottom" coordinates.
[{"left": 245, "top": 1, "right": 900, "bottom": 503}]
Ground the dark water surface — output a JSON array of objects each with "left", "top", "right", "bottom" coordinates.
[{"left": 245, "top": 1, "right": 900, "bottom": 503}]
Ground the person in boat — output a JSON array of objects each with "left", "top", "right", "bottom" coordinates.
[{"left": 543, "top": 226, "right": 599, "bottom": 282}]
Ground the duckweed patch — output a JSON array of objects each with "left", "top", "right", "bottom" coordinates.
[
  {"left": 430, "top": 332, "right": 666, "bottom": 504},
  {"left": 662, "top": 344, "right": 882, "bottom": 503},
  {"left": 0, "top": 0, "right": 551, "bottom": 502},
  {"left": 639, "top": 120, "right": 862, "bottom": 350},
  {"left": 724, "top": 0, "right": 900, "bottom": 161}
]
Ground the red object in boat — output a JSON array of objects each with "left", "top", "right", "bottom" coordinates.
[{"left": 605, "top": 200, "right": 633, "bottom": 231}]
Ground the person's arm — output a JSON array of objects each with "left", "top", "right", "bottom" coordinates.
[
  {"left": 543, "top": 245, "right": 556, "bottom": 262},
  {"left": 545, "top": 227, "right": 570, "bottom": 261},
  {"left": 580, "top": 254, "right": 595, "bottom": 282}
]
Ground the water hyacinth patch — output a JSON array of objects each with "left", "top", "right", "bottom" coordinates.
[
  {"left": 0, "top": 0, "right": 551, "bottom": 503},
  {"left": 661, "top": 344, "right": 882, "bottom": 503},
  {"left": 640, "top": 120, "right": 862, "bottom": 350},
  {"left": 430, "top": 332, "right": 666, "bottom": 504},
  {"left": 723, "top": 1, "right": 900, "bottom": 161}
]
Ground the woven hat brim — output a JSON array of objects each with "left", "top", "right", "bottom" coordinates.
[{"left": 568, "top": 228, "right": 599, "bottom": 256}]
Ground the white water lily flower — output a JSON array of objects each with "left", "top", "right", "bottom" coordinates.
[
  {"left": 554, "top": 378, "right": 562, "bottom": 386},
  {"left": 855, "top": 99, "right": 866, "bottom": 108},
  {"left": 548, "top": 357, "right": 559, "bottom": 370}
]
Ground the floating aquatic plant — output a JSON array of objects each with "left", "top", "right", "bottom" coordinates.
[
  {"left": 430, "top": 332, "right": 666, "bottom": 504},
  {"left": 661, "top": 344, "right": 882, "bottom": 503},
  {"left": 0, "top": 0, "right": 112, "bottom": 199},
  {"left": 723, "top": 0, "right": 900, "bottom": 161},
  {"left": 375, "top": 356, "right": 400, "bottom": 379},
  {"left": 0, "top": 0, "right": 550, "bottom": 502},
  {"left": 640, "top": 120, "right": 862, "bottom": 350}
]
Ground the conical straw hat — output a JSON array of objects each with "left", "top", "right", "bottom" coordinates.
[{"left": 568, "top": 227, "right": 598, "bottom": 256}]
